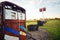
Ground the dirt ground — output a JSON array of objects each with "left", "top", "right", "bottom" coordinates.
[{"left": 27, "top": 28, "right": 52, "bottom": 40}]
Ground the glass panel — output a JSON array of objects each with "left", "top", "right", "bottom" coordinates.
[
  {"left": 5, "top": 9, "right": 17, "bottom": 19},
  {"left": 5, "top": 5, "right": 25, "bottom": 20},
  {"left": 5, "top": 9, "right": 25, "bottom": 20},
  {"left": 22, "top": 13, "right": 25, "bottom": 20},
  {"left": 18, "top": 12, "right": 25, "bottom": 20}
]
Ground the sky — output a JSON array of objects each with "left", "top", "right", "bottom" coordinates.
[{"left": 0, "top": 0, "right": 60, "bottom": 20}]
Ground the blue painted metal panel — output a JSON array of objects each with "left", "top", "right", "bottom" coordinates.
[
  {"left": 4, "top": 26, "right": 20, "bottom": 35},
  {"left": 19, "top": 26, "right": 26, "bottom": 31}
]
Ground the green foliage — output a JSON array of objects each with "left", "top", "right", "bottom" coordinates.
[
  {"left": 40, "top": 20, "right": 60, "bottom": 40},
  {"left": 26, "top": 20, "right": 60, "bottom": 40},
  {"left": 26, "top": 21, "right": 37, "bottom": 31},
  {"left": 26, "top": 21, "right": 37, "bottom": 27}
]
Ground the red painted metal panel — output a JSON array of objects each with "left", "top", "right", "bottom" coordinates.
[
  {"left": 4, "top": 21, "right": 19, "bottom": 31},
  {"left": 39, "top": 8, "right": 46, "bottom": 12},
  {"left": 39, "top": 8, "right": 42, "bottom": 12},
  {"left": 20, "top": 35, "right": 26, "bottom": 40},
  {"left": 4, "top": 19, "right": 26, "bottom": 40},
  {"left": 43, "top": 8, "right": 46, "bottom": 11}
]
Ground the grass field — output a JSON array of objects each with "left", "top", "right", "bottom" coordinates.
[{"left": 26, "top": 19, "right": 60, "bottom": 40}]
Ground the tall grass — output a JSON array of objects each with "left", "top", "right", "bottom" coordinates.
[
  {"left": 26, "top": 19, "right": 60, "bottom": 40},
  {"left": 40, "top": 20, "right": 60, "bottom": 40}
]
